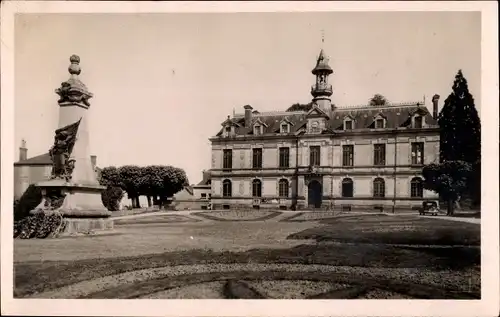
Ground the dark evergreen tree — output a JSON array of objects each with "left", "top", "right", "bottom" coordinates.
[
  {"left": 438, "top": 70, "right": 481, "bottom": 163},
  {"left": 438, "top": 70, "right": 481, "bottom": 208}
]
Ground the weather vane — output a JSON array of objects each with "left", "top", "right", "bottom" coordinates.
[{"left": 321, "top": 29, "right": 325, "bottom": 44}]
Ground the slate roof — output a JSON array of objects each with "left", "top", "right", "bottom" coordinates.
[
  {"left": 14, "top": 152, "right": 52, "bottom": 166},
  {"left": 196, "top": 170, "right": 212, "bottom": 186},
  {"left": 215, "top": 103, "right": 437, "bottom": 137}
]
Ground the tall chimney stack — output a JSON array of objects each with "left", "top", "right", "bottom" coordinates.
[
  {"left": 90, "top": 155, "right": 97, "bottom": 170},
  {"left": 432, "top": 94, "right": 440, "bottom": 120},
  {"left": 244, "top": 105, "right": 253, "bottom": 128},
  {"left": 19, "top": 139, "right": 28, "bottom": 161}
]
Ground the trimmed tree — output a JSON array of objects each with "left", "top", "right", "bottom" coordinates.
[
  {"left": 117, "top": 165, "right": 144, "bottom": 208},
  {"left": 369, "top": 94, "right": 389, "bottom": 106},
  {"left": 101, "top": 186, "right": 124, "bottom": 211},
  {"left": 422, "top": 161, "right": 472, "bottom": 216},
  {"left": 99, "top": 166, "right": 125, "bottom": 211},
  {"left": 438, "top": 69, "right": 481, "bottom": 207}
]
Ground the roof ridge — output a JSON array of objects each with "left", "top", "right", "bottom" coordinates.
[
  {"left": 234, "top": 110, "right": 305, "bottom": 118},
  {"left": 337, "top": 101, "right": 425, "bottom": 111}
]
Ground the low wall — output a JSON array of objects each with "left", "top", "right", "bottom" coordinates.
[
  {"left": 172, "top": 199, "right": 211, "bottom": 211},
  {"left": 211, "top": 198, "right": 427, "bottom": 212}
]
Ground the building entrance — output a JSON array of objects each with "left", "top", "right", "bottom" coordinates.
[{"left": 307, "top": 180, "right": 322, "bottom": 208}]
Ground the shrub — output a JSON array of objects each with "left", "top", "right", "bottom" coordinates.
[
  {"left": 101, "top": 186, "right": 124, "bottom": 211},
  {"left": 14, "top": 184, "right": 43, "bottom": 221},
  {"left": 14, "top": 212, "right": 66, "bottom": 239}
]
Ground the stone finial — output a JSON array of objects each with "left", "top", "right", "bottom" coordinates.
[
  {"left": 21, "top": 139, "right": 27, "bottom": 148},
  {"left": 68, "top": 55, "right": 81, "bottom": 76},
  {"left": 55, "top": 55, "right": 93, "bottom": 108}
]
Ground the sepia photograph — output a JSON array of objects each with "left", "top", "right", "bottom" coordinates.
[{"left": 1, "top": 1, "right": 498, "bottom": 317}]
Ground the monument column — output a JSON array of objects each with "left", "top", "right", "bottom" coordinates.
[{"left": 32, "top": 55, "right": 113, "bottom": 236}]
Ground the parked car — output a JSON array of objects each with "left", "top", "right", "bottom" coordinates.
[{"left": 419, "top": 200, "right": 441, "bottom": 216}]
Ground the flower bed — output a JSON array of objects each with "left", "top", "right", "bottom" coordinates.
[
  {"left": 282, "top": 212, "right": 340, "bottom": 222},
  {"left": 114, "top": 215, "right": 200, "bottom": 225},
  {"left": 192, "top": 210, "right": 282, "bottom": 221},
  {"left": 14, "top": 213, "right": 66, "bottom": 239}
]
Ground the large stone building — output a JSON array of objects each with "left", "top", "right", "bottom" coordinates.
[{"left": 209, "top": 48, "right": 440, "bottom": 211}]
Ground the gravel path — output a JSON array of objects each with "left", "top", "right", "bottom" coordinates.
[{"left": 28, "top": 263, "right": 480, "bottom": 299}]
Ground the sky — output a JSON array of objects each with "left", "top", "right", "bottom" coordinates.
[{"left": 14, "top": 12, "right": 481, "bottom": 184}]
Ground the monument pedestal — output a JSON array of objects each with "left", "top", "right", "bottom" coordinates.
[
  {"left": 27, "top": 54, "right": 115, "bottom": 238},
  {"left": 31, "top": 179, "right": 114, "bottom": 237}
]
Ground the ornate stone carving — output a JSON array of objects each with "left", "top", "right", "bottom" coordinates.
[
  {"left": 49, "top": 119, "right": 81, "bottom": 181},
  {"left": 55, "top": 55, "right": 93, "bottom": 107}
]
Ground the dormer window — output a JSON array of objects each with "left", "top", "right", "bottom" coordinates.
[
  {"left": 344, "top": 120, "right": 353, "bottom": 130},
  {"left": 253, "top": 124, "right": 263, "bottom": 135},
  {"left": 414, "top": 115, "right": 423, "bottom": 129},
  {"left": 224, "top": 126, "right": 232, "bottom": 137},
  {"left": 281, "top": 123, "right": 289, "bottom": 134},
  {"left": 375, "top": 118, "right": 385, "bottom": 129}
]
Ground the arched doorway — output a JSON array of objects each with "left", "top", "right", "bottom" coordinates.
[{"left": 308, "top": 180, "right": 322, "bottom": 208}]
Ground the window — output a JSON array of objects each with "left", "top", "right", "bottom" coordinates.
[
  {"left": 253, "top": 125, "right": 262, "bottom": 135},
  {"left": 252, "top": 179, "right": 262, "bottom": 197},
  {"left": 344, "top": 120, "right": 353, "bottom": 130},
  {"left": 222, "top": 179, "right": 232, "bottom": 197},
  {"left": 375, "top": 118, "right": 385, "bottom": 129},
  {"left": 374, "top": 144, "right": 386, "bottom": 166},
  {"left": 414, "top": 116, "right": 423, "bottom": 129},
  {"left": 411, "top": 142, "right": 424, "bottom": 165},
  {"left": 309, "top": 146, "right": 321, "bottom": 166},
  {"left": 410, "top": 177, "right": 423, "bottom": 198},
  {"left": 279, "top": 147, "right": 290, "bottom": 168},
  {"left": 342, "top": 145, "right": 354, "bottom": 166},
  {"left": 223, "top": 149, "right": 232, "bottom": 169},
  {"left": 342, "top": 178, "right": 354, "bottom": 197},
  {"left": 373, "top": 178, "right": 385, "bottom": 198},
  {"left": 224, "top": 126, "right": 231, "bottom": 136},
  {"left": 252, "top": 148, "right": 263, "bottom": 169},
  {"left": 201, "top": 193, "right": 206, "bottom": 198},
  {"left": 310, "top": 121, "right": 320, "bottom": 133},
  {"left": 278, "top": 179, "right": 289, "bottom": 197},
  {"left": 281, "top": 123, "right": 289, "bottom": 133}
]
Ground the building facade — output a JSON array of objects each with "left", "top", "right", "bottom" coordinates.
[{"left": 209, "top": 49, "right": 440, "bottom": 211}]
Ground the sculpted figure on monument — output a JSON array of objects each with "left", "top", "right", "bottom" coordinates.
[{"left": 49, "top": 119, "right": 81, "bottom": 181}]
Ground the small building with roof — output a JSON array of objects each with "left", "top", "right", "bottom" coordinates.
[
  {"left": 208, "top": 47, "right": 440, "bottom": 212},
  {"left": 171, "top": 170, "right": 212, "bottom": 210},
  {"left": 14, "top": 140, "right": 98, "bottom": 200}
]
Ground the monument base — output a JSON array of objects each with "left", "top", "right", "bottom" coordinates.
[
  {"left": 60, "top": 217, "right": 114, "bottom": 236},
  {"left": 30, "top": 179, "right": 114, "bottom": 237}
]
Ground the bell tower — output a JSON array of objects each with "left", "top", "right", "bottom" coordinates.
[{"left": 310, "top": 34, "right": 333, "bottom": 111}]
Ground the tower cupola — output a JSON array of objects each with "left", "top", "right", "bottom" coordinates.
[{"left": 310, "top": 48, "right": 333, "bottom": 111}]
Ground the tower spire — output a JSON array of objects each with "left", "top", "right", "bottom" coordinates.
[{"left": 310, "top": 32, "right": 333, "bottom": 111}]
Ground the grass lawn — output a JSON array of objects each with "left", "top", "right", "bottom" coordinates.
[
  {"left": 288, "top": 214, "right": 480, "bottom": 246},
  {"left": 13, "top": 212, "right": 481, "bottom": 299}
]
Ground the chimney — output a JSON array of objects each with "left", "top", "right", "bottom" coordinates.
[
  {"left": 90, "top": 155, "right": 97, "bottom": 170},
  {"left": 432, "top": 94, "right": 440, "bottom": 120},
  {"left": 19, "top": 139, "right": 27, "bottom": 161},
  {"left": 244, "top": 105, "right": 253, "bottom": 128}
]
